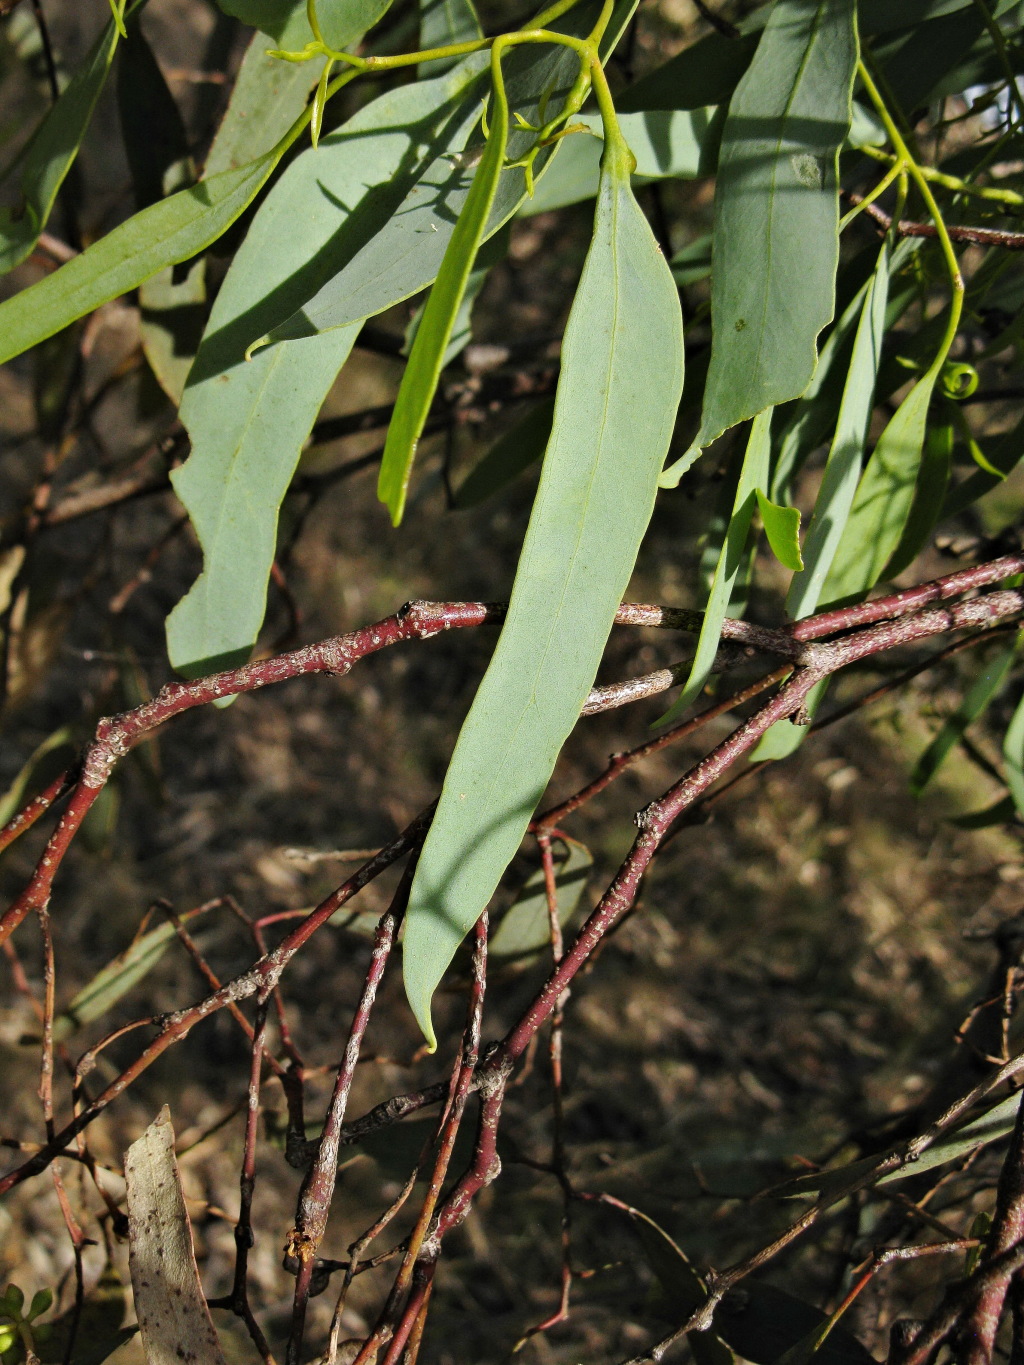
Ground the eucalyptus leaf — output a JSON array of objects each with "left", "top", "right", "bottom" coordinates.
[
  {"left": 255, "top": 0, "right": 640, "bottom": 346},
  {"left": 657, "top": 409, "right": 772, "bottom": 728},
  {"left": 419, "top": 0, "right": 482, "bottom": 76},
  {"left": 203, "top": 28, "right": 324, "bottom": 177},
  {"left": 883, "top": 419, "right": 953, "bottom": 578},
  {"left": 0, "top": 149, "right": 280, "bottom": 366},
  {"left": 378, "top": 49, "right": 509, "bottom": 524},
  {"left": 167, "top": 64, "right": 488, "bottom": 675},
  {"left": 786, "top": 241, "right": 890, "bottom": 619},
  {"left": 453, "top": 396, "right": 555, "bottom": 508},
  {"left": 489, "top": 837, "right": 593, "bottom": 960},
  {"left": 214, "top": 0, "right": 391, "bottom": 47},
  {"left": 911, "top": 642, "right": 1018, "bottom": 795},
  {"left": 52, "top": 904, "right": 212, "bottom": 1041},
  {"left": 0, "top": 4, "right": 131, "bottom": 274},
  {"left": 823, "top": 369, "right": 940, "bottom": 602},
  {"left": 402, "top": 143, "right": 684, "bottom": 1047},
  {"left": 785, "top": 1092, "right": 1024, "bottom": 1198},
  {"left": 520, "top": 107, "right": 722, "bottom": 216},
  {"left": 661, "top": 0, "right": 857, "bottom": 486}
]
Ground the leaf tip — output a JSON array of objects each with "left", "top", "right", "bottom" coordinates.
[{"left": 244, "top": 336, "right": 271, "bottom": 362}]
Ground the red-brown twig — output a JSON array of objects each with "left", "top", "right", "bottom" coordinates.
[{"left": 286, "top": 905, "right": 400, "bottom": 1365}]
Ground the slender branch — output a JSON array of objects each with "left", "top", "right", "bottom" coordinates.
[{"left": 844, "top": 191, "right": 1024, "bottom": 249}]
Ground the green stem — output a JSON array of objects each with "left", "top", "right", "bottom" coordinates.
[
  {"left": 857, "top": 59, "right": 964, "bottom": 377},
  {"left": 838, "top": 158, "right": 905, "bottom": 231},
  {"left": 854, "top": 141, "right": 1024, "bottom": 208}
]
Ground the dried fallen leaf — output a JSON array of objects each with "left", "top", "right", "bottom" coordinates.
[{"left": 124, "top": 1107, "right": 227, "bottom": 1365}]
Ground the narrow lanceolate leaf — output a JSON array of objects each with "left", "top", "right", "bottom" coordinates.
[
  {"left": 0, "top": 150, "right": 278, "bottom": 366},
  {"left": 256, "top": 0, "right": 639, "bottom": 345},
  {"left": 53, "top": 904, "right": 212, "bottom": 1041},
  {"left": 823, "top": 369, "right": 941, "bottom": 602},
  {"left": 657, "top": 409, "right": 772, "bottom": 729},
  {"left": 787, "top": 242, "right": 890, "bottom": 619},
  {"left": 910, "top": 643, "right": 1018, "bottom": 796},
  {"left": 125, "top": 1109, "right": 229, "bottom": 1365},
  {"left": 0, "top": 6, "right": 129, "bottom": 275},
  {"left": 755, "top": 489, "right": 802, "bottom": 571},
  {"left": 402, "top": 142, "right": 684, "bottom": 1047},
  {"left": 203, "top": 29, "right": 324, "bottom": 177},
  {"left": 883, "top": 420, "right": 953, "bottom": 578},
  {"left": 167, "top": 67, "right": 484, "bottom": 675},
  {"left": 752, "top": 246, "right": 890, "bottom": 764},
  {"left": 379, "top": 56, "right": 508, "bottom": 524},
  {"left": 1005, "top": 687, "right": 1024, "bottom": 819},
  {"left": 660, "top": 0, "right": 857, "bottom": 488}
]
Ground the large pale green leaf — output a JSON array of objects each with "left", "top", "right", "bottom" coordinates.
[
  {"left": 378, "top": 48, "right": 509, "bottom": 524},
  {"left": 0, "top": 4, "right": 132, "bottom": 275},
  {"left": 203, "top": 29, "right": 324, "bottom": 177},
  {"left": 402, "top": 145, "right": 684, "bottom": 1048},
  {"left": 657, "top": 409, "right": 772, "bottom": 729},
  {"left": 661, "top": 0, "right": 856, "bottom": 487},
  {"left": 167, "top": 63, "right": 488, "bottom": 675},
  {"left": 0, "top": 150, "right": 280, "bottom": 366},
  {"left": 255, "top": 0, "right": 640, "bottom": 346},
  {"left": 911, "top": 643, "right": 1018, "bottom": 795},
  {"left": 617, "top": 0, "right": 981, "bottom": 118}
]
